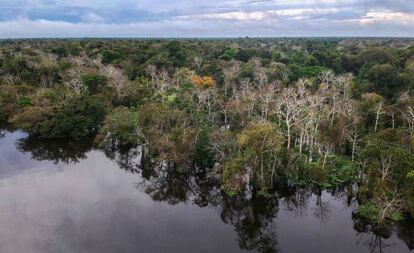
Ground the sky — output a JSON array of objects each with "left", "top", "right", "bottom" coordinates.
[{"left": 0, "top": 0, "right": 413, "bottom": 38}]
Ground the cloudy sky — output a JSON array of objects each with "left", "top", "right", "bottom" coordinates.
[{"left": 0, "top": 0, "right": 413, "bottom": 38}]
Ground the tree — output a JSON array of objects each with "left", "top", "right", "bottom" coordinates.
[
  {"left": 102, "top": 65, "right": 129, "bottom": 100},
  {"left": 64, "top": 56, "right": 87, "bottom": 95},
  {"left": 362, "top": 93, "right": 385, "bottom": 132},
  {"left": 222, "top": 61, "right": 240, "bottom": 98},
  {"left": 223, "top": 121, "right": 284, "bottom": 192},
  {"left": 275, "top": 85, "right": 304, "bottom": 149},
  {"left": 100, "top": 106, "right": 145, "bottom": 146},
  {"left": 10, "top": 90, "right": 105, "bottom": 138}
]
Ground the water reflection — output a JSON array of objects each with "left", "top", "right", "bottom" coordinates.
[
  {"left": 397, "top": 219, "right": 414, "bottom": 250},
  {"left": 102, "top": 143, "right": 146, "bottom": 173},
  {"left": 0, "top": 130, "right": 413, "bottom": 253},
  {"left": 16, "top": 135, "right": 94, "bottom": 164},
  {"left": 353, "top": 215, "right": 414, "bottom": 253}
]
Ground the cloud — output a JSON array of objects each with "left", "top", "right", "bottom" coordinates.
[
  {"left": 179, "top": 8, "right": 342, "bottom": 21},
  {"left": 80, "top": 12, "right": 105, "bottom": 23},
  {"left": 0, "top": 0, "right": 413, "bottom": 37},
  {"left": 360, "top": 11, "right": 414, "bottom": 25}
]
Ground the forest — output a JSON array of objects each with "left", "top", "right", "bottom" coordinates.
[{"left": 1, "top": 38, "right": 414, "bottom": 225}]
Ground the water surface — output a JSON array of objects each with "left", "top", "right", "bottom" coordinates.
[{"left": 0, "top": 129, "right": 413, "bottom": 253}]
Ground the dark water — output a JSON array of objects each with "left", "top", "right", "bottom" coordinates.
[{"left": 0, "top": 129, "right": 413, "bottom": 253}]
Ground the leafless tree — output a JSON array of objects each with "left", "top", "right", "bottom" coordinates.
[
  {"left": 401, "top": 105, "right": 414, "bottom": 136},
  {"left": 64, "top": 78, "right": 86, "bottom": 95},
  {"left": 275, "top": 86, "right": 304, "bottom": 149},
  {"left": 3, "top": 73, "right": 19, "bottom": 85},
  {"left": 374, "top": 100, "right": 384, "bottom": 133},
  {"left": 223, "top": 61, "right": 240, "bottom": 98},
  {"left": 347, "top": 127, "right": 361, "bottom": 162},
  {"left": 64, "top": 57, "right": 87, "bottom": 94},
  {"left": 376, "top": 188, "right": 406, "bottom": 224},
  {"left": 103, "top": 65, "right": 129, "bottom": 99}
]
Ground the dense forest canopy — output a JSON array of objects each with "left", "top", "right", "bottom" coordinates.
[{"left": 1, "top": 38, "right": 414, "bottom": 224}]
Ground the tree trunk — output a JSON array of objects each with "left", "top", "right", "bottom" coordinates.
[
  {"left": 322, "top": 152, "right": 328, "bottom": 170},
  {"left": 374, "top": 102, "right": 383, "bottom": 132},
  {"left": 286, "top": 121, "right": 291, "bottom": 149}
]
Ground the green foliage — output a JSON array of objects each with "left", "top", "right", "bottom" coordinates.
[
  {"left": 192, "top": 128, "right": 215, "bottom": 168},
  {"left": 0, "top": 92, "right": 16, "bottom": 122},
  {"left": 137, "top": 103, "right": 195, "bottom": 167},
  {"left": 407, "top": 171, "right": 414, "bottom": 180},
  {"left": 17, "top": 96, "right": 32, "bottom": 106},
  {"left": 222, "top": 156, "right": 249, "bottom": 194},
  {"left": 102, "top": 49, "right": 122, "bottom": 64},
  {"left": 0, "top": 85, "right": 34, "bottom": 122},
  {"left": 305, "top": 155, "right": 359, "bottom": 188},
  {"left": 356, "top": 202, "right": 381, "bottom": 222},
  {"left": 360, "top": 64, "right": 401, "bottom": 99},
  {"left": 324, "top": 156, "right": 359, "bottom": 185},
  {"left": 166, "top": 41, "right": 187, "bottom": 67},
  {"left": 289, "top": 64, "right": 330, "bottom": 80},
  {"left": 234, "top": 121, "right": 284, "bottom": 190},
  {"left": 357, "top": 129, "right": 414, "bottom": 222},
  {"left": 47, "top": 96, "right": 105, "bottom": 139},
  {"left": 11, "top": 90, "right": 105, "bottom": 139},
  {"left": 100, "top": 106, "right": 142, "bottom": 145},
  {"left": 356, "top": 202, "right": 404, "bottom": 223},
  {"left": 220, "top": 47, "right": 238, "bottom": 61},
  {"left": 82, "top": 74, "right": 107, "bottom": 94},
  {"left": 2, "top": 39, "right": 414, "bottom": 222},
  {"left": 356, "top": 49, "right": 397, "bottom": 69}
]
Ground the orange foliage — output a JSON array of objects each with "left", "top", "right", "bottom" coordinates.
[{"left": 191, "top": 75, "right": 215, "bottom": 88}]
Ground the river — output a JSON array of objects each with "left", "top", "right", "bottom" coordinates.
[{"left": 0, "top": 129, "right": 413, "bottom": 253}]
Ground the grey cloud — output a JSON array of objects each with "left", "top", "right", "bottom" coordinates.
[{"left": 0, "top": 0, "right": 413, "bottom": 37}]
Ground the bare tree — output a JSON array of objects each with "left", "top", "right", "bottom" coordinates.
[
  {"left": 3, "top": 73, "right": 19, "bottom": 85},
  {"left": 375, "top": 188, "right": 406, "bottom": 224},
  {"left": 64, "top": 78, "right": 86, "bottom": 95},
  {"left": 347, "top": 127, "right": 360, "bottom": 162},
  {"left": 223, "top": 61, "right": 240, "bottom": 98},
  {"left": 299, "top": 93, "right": 324, "bottom": 155},
  {"left": 64, "top": 57, "right": 87, "bottom": 94},
  {"left": 228, "top": 78, "right": 257, "bottom": 126},
  {"left": 103, "top": 65, "right": 129, "bottom": 99},
  {"left": 401, "top": 105, "right": 414, "bottom": 136},
  {"left": 362, "top": 93, "right": 385, "bottom": 133},
  {"left": 275, "top": 86, "right": 304, "bottom": 149},
  {"left": 374, "top": 100, "right": 384, "bottom": 132}
]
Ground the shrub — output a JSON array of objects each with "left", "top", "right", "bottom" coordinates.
[
  {"left": 100, "top": 106, "right": 142, "bottom": 145},
  {"left": 82, "top": 74, "right": 107, "bottom": 94},
  {"left": 11, "top": 90, "right": 105, "bottom": 138},
  {"left": 0, "top": 85, "right": 34, "bottom": 122}
]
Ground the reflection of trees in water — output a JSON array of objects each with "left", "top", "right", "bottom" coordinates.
[
  {"left": 312, "top": 188, "right": 355, "bottom": 225},
  {"left": 313, "top": 194, "right": 332, "bottom": 224},
  {"left": 136, "top": 162, "right": 221, "bottom": 206},
  {"left": 103, "top": 143, "right": 146, "bottom": 174},
  {"left": 0, "top": 125, "right": 16, "bottom": 138},
  {"left": 279, "top": 188, "right": 312, "bottom": 217},
  {"left": 353, "top": 208, "right": 414, "bottom": 252},
  {"left": 6, "top": 131, "right": 413, "bottom": 253},
  {"left": 16, "top": 135, "right": 94, "bottom": 164},
  {"left": 220, "top": 193, "right": 279, "bottom": 253},
  {"left": 363, "top": 234, "right": 391, "bottom": 253},
  {"left": 395, "top": 218, "right": 414, "bottom": 250},
  {"left": 105, "top": 145, "right": 414, "bottom": 253},
  {"left": 105, "top": 145, "right": 280, "bottom": 252},
  {"left": 353, "top": 217, "right": 396, "bottom": 253},
  {"left": 138, "top": 163, "right": 194, "bottom": 205}
]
